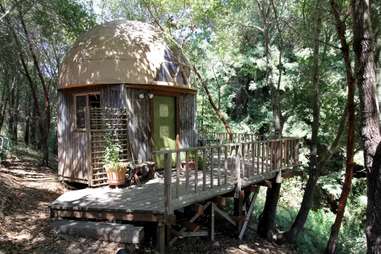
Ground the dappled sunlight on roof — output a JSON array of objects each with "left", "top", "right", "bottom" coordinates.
[{"left": 59, "top": 20, "right": 191, "bottom": 89}]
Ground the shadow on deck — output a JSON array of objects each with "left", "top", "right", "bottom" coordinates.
[{"left": 50, "top": 138, "right": 301, "bottom": 222}]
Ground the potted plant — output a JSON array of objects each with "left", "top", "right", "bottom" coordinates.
[{"left": 103, "top": 139, "right": 127, "bottom": 186}]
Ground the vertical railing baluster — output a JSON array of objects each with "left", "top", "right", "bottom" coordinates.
[
  {"left": 261, "top": 142, "right": 265, "bottom": 173},
  {"left": 217, "top": 146, "right": 221, "bottom": 186},
  {"left": 280, "top": 140, "right": 283, "bottom": 169},
  {"left": 295, "top": 139, "right": 299, "bottom": 165},
  {"left": 224, "top": 146, "right": 228, "bottom": 185},
  {"left": 203, "top": 149, "right": 207, "bottom": 191},
  {"left": 285, "top": 139, "right": 289, "bottom": 168},
  {"left": 185, "top": 151, "right": 189, "bottom": 191},
  {"left": 256, "top": 142, "right": 260, "bottom": 175},
  {"left": 251, "top": 142, "right": 255, "bottom": 178},
  {"left": 195, "top": 150, "right": 198, "bottom": 193},
  {"left": 164, "top": 152, "right": 173, "bottom": 216},
  {"left": 210, "top": 147, "right": 214, "bottom": 189},
  {"left": 176, "top": 150, "right": 180, "bottom": 198},
  {"left": 241, "top": 143, "right": 245, "bottom": 179},
  {"left": 235, "top": 154, "right": 241, "bottom": 192}
]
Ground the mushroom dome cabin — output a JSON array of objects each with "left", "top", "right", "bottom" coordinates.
[{"left": 57, "top": 20, "right": 197, "bottom": 186}]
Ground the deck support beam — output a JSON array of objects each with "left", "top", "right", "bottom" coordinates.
[
  {"left": 239, "top": 186, "right": 259, "bottom": 240},
  {"left": 156, "top": 222, "right": 166, "bottom": 254}
]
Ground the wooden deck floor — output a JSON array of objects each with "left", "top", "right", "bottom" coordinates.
[{"left": 50, "top": 164, "right": 284, "bottom": 217}]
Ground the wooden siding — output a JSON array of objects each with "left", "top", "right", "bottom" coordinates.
[
  {"left": 178, "top": 94, "right": 197, "bottom": 148},
  {"left": 125, "top": 88, "right": 151, "bottom": 162},
  {"left": 58, "top": 85, "right": 126, "bottom": 183},
  {"left": 57, "top": 92, "right": 89, "bottom": 181},
  {"left": 58, "top": 84, "right": 196, "bottom": 184}
]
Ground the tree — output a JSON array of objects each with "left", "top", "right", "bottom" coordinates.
[
  {"left": 352, "top": 0, "right": 381, "bottom": 252},
  {"left": 325, "top": 0, "right": 356, "bottom": 252},
  {"left": 281, "top": 0, "right": 323, "bottom": 242}
]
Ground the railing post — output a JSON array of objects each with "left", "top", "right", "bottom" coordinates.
[
  {"left": 164, "top": 152, "right": 173, "bottom": 216},
  {"left": 234, "top": 153, "right": 241, "bottom": 198}
]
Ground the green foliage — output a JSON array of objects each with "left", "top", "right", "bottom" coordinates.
[
  {"left": 0, "top": 0, "right": 377, "bottom": 252},
  {"left": 103, "top": 136, "right": 122, "bottom": 168}
]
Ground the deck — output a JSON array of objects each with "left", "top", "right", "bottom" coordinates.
[{"left": 50, "top": 138, "right": 300, "bottom": 223}]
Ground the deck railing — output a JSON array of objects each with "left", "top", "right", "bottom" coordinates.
[
  {"left": 154, "top": 137, "right": 301, "bottom": 216},
  {"left": 199, "top": 132, "right": 258, "bottom": 145}
]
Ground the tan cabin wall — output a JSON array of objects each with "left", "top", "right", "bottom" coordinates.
[
  {"left": 124, "top": 86, "right": 197, "bottom": 162},
  {"left": 57, "top": 84, "right": 196, "bottom": 184},
  {"left": 178, "top": 94, "right": 197, "bottom": 148},
  {"left": 125, "top": 88, "right": 152, "bottom": 162},
  {"left": 57, "top": 84, "right": 126, "bottom": 183}
]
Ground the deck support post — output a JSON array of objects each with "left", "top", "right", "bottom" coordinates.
[
  {"left": 210, "top": 201, "right": 215, "bottom": 241},
  {"left": 156, "top": 222, "right": 166, "bottom": 254},
  {"left": 239, "top": 186, "right": 259, "bottom": 240},
  {"left": 160, "top": 153, "right": 173, "bottom": 254}
]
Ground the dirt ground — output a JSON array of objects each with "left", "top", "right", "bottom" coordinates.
[{"left": 0, "top": 148, "right": 296, "bottom": 254}]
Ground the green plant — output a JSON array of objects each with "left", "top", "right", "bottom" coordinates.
[{"left": 103, "top": 136, "right": 123, "bottom": 171}]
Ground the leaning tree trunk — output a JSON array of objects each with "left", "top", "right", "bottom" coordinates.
[
  {"left": 352, "top": 0, "right": 381, "bottom": 253},
  {"left": 283, "top": 0, "right": 323, "bottom": 242},
  {"left": 193, "top": 66, "right": 233, "bottom": 141},
  {"left": 325, "top": 0, "right": 356, "bottom": 252}
]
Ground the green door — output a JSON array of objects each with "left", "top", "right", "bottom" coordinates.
[{"left": 153, "top": 96, "right": 176, "bottom": 168}]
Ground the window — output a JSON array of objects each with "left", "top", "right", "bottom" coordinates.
[
  {"left": 74, "top": 93, "right": 101, "bottom": 130},
  {"left": 75, "top": 95, "right": 87, "bottom": 129},
  {"left": 89, "top": 94, "right": 101, "bottom": 108}
]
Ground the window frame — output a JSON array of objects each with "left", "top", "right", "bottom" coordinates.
[{"left": 73, "top": 92, "right": 101, "bottom": 131}]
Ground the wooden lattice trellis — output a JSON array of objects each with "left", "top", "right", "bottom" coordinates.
[{"left": 89, "top": 108, "right": 131, "bottom": 186}]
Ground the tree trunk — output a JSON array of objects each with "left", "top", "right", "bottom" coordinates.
[
  {"left": 7, "top": 78, "right": 15, "bottom": 141},
  {"left": 193, "top": 66, "right": 233, "bottom": 141},
  {"left": 257, "top": 179, "right": 281, "bottom": 240},
  {"left": 283, "top": 0, "right": 323, "bottom": 242},
  {"left": 0, "top": 76, "right": 11, "bottom": 132},
  {"left": 30, "top": 107, "right": 37, "bottom": 148},
  {"left": 255, "top": 2, "right": 284, "bottom": 240},
  {"left": 24, "top": 100, "right": 31, "bottom": 145},
  {"left": 352, "top": 0, "right": 381, "bottom": 253},
  {"left": 325, "top": 1, "right": 356, "bottom": 252},
  {"left": 19, "top": 10, "right": 50, "bottom": 165}
]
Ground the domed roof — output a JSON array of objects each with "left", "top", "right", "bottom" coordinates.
[{"left": 58, "top": 20, "right": 192, "bottom": 90}]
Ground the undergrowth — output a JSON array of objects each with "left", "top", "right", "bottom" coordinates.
[{"left": 254, "top": 177, "right": 366, "bottom": 254}]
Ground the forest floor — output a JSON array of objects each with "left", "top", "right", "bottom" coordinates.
[{"left": 0, "top": 147, "right": 296, "bottom": 254}]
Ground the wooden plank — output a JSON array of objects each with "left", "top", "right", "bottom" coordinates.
[
  {"left": 185, "top": 151, "right": 190, "bottom": 191},
  {"left": 239, "top": 187, "right": 259, "bottom": 240},
  {"left": 52, "top": 220, "right": 144, "bottom": 244},
  {"left": 164, "top": 153, "right": 173, "bottom": 216},
  {"left": 210, "top": 201, "right": 215, "bottom": 241},
  {"left": 241, "top": 144, "right": 245, "bottom": 179},
  {"left": 213, "top": 203, "right": 236, "bottom": 226},
  {"left": 176, "top": 231, "right": 208, "bottom": 238},
  {"left": 50, "top": 209, "right": 164, "bottom": 222},
  {"left": 210, "top": 147, "right": 213, "bottom": 189},
  {"left": 224, "top": 146, "right": 228, "bottom": 184},
  {"left": 157, "top": 222, "right": 166, "bottom": 254},
  {"left": 176, "top": 151, "right": 180, "bottom": 198},
  {"left": 194, "top": 151, "right": 198, "bottom": 192},
  {"left": 169, "top": 202, "right": 211, "bottom": 246},
  {"left": 212, "top": 147, "right": 218, "bottom": 186},
  {"left": 261, "top": 142, "right": 264, "bottom": 174},
  {"left": 251, "top": 142, "right": 255, "bottom": 177},
  {"left": 202, "top": 149, "right": 206, "bottom": 191}
]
